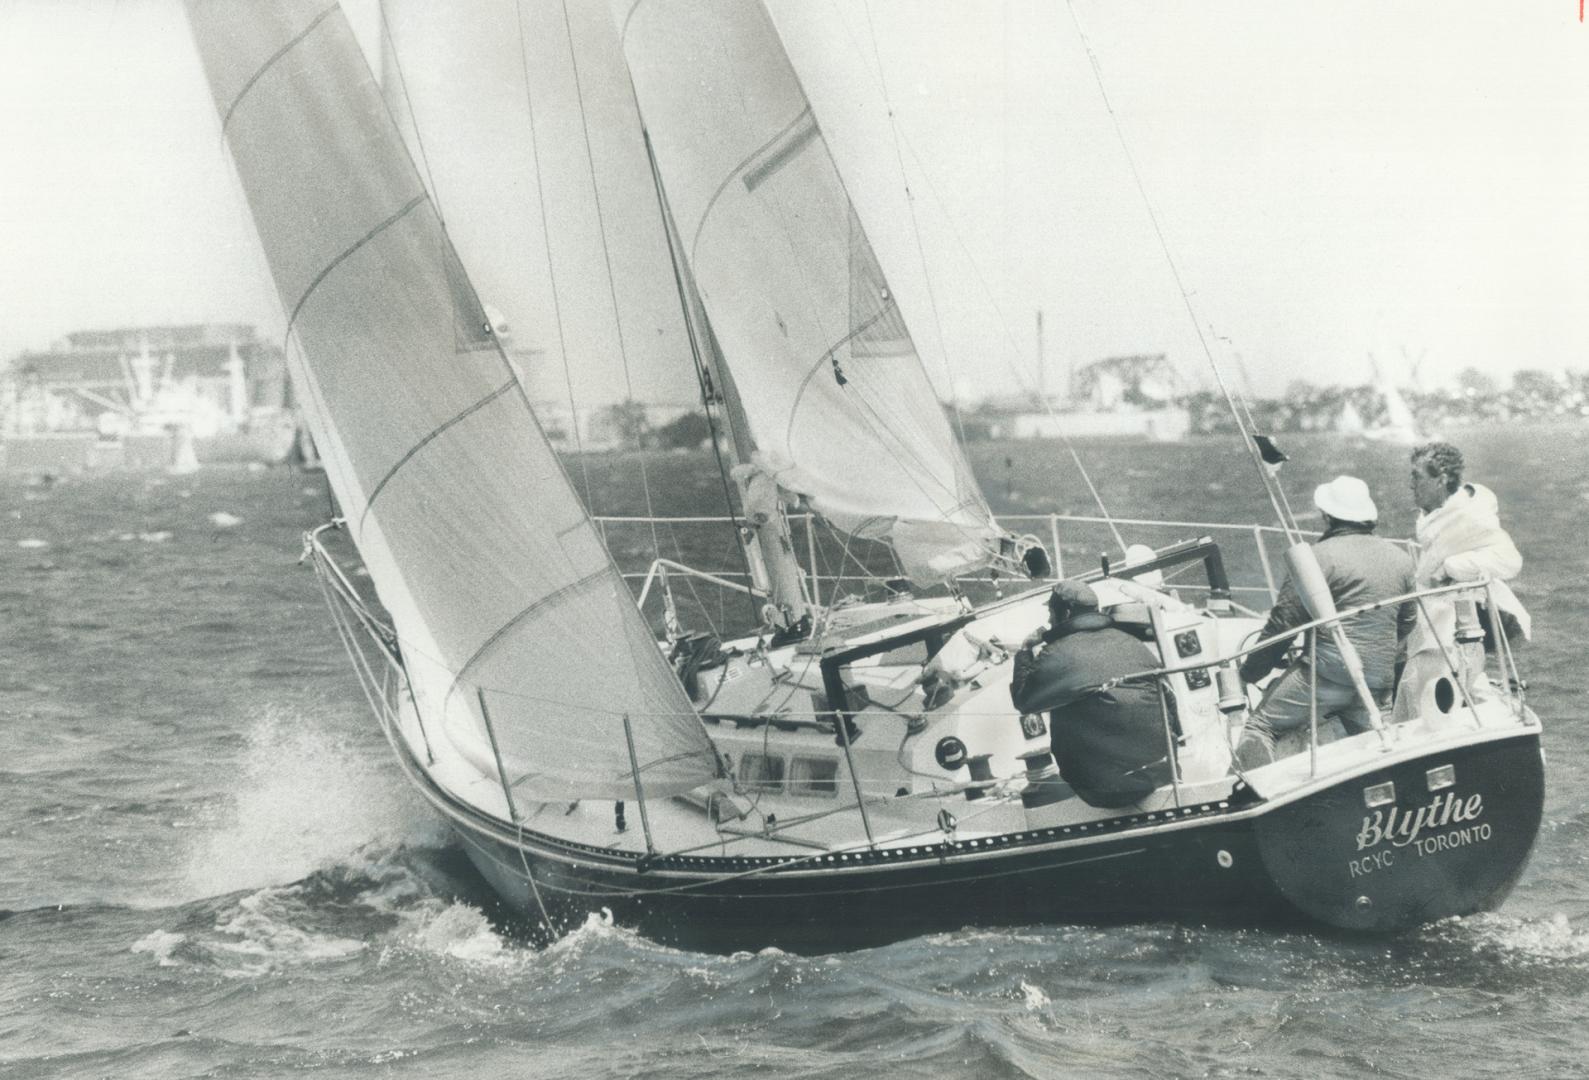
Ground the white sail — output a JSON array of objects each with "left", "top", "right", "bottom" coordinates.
[
  {"left": 375, "top": 0, "right": 699, "bottom": 415},
  {"left": 186, "top": 0, "right": 719, "bottom": 802},
  {"left": 1381, "top": 379, "right": 1419, "bottom": 436},
  {"left": 1365, "top": 354, "right": 1422, "bottom": 444},
  {"left": 613, "top": 0, "right": 1003, "bottom": 584}
]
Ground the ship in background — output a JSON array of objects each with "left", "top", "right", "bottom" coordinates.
[
  {"left": 0, "top": 323, "right": 298, "bottom": 472},
  {"left": 978, "top": 344, "right": 1192, "bottom": 442}
]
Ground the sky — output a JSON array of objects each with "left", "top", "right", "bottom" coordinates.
[{"left": 0, "top": 1, "right": 1585, "bottom": 402}]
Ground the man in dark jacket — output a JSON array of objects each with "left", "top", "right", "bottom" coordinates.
[
  {"left": 1236, "top": 475, "right": 1415, "bottom": 766},
  {"left": 1008, "top": 581, "right": 1169, "bottom": 808}
]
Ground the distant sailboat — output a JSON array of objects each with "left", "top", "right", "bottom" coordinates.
[
  {"left": 187, "top": 0, "right": 1542, "bottom": 949},
  {"left": 1362, "top": 354, "right": 1425, "bottom": 445},
  {"left": 1336, "top": 398, "right": 1366, "bottom": 435}
]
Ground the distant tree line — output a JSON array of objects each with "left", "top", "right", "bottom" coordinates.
[{"left": 592, "top": 400, "right": 714, "bottom": 451}]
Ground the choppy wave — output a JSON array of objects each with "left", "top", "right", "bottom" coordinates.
[
  {"left": 1425, "top": 911, "right": 1589, "bottom": 966},
  {"left": 179, "top": 707, "right": 446, "bottom": 901}
]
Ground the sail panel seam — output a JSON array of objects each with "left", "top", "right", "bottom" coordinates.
[
  {"left": 220, "top": 3, "right": 339, "bottom": 134},
  {"left": 286, "top": 193, "right": 428, "bottom": 336},
  {"left": 689, "top": 106, "right": 814, "bottom": 267},
  {"left": 357, "top": 378, "right": 518, "bottom": 531},
  {"left": 447, "top": 569, "right": 611, "bottom": 705}
]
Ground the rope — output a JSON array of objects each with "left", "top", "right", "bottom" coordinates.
[
  {"left": 556, "top": 0, "right": 665, "bottom": 573},
  {"left": 373, "top": 5, "right": 444, "bottom": 228},
  {"left": 1061, "top": 0, "right": 1298, "bottom": 544},
  {"left": 825, "top": 3, "right": 1127, "bottom": 556},
  {"left": 859, "top": 0, "right": 971, "bottom": 453},
  {"left": 638, "top": 127, "right": 764, "bottom": 630},
  {"left": 513, "top": 3, "right": 595, "bottom": 511}
]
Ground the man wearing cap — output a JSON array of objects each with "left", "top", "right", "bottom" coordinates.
[
  {"left": 1235, "top": 476, "right": 1416, "bottom": 766},
  {"left": 1008, "top": 581, "right": 1169, "bottom": 808}
]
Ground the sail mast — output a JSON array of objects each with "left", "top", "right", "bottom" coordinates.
[
  {"left": 612, "top": 0, "right": 1004, "bottom": 588},
  {"left": 640, "top": 128, "right": 810, "bottom": 627}
]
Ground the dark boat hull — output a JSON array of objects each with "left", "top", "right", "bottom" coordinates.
[
  {"left": 409, "top": 732, "right": 1543, "bottom": 953},
  {"left": 1252, "top": 731, "right": 1544, "bottom": 932}
]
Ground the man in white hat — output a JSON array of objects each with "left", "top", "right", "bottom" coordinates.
[{"left": 1235, "top": 475, "right": 1416, "bottom": 767}]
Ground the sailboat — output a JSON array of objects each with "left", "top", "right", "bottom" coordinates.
[
  {"left": 186, "top": 0, "right": 1543, "bottom": 951},
  {"left": 1361, "top": 355, "right": 1426, "bottom": 445}
]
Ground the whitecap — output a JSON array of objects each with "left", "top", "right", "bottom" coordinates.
[
  {"left": 208, "top": 511, "right": 243, "bottom": 528},
  {"left": 131, "top": 929, "right": 187, "bottom": 967},
  {"left": 179, "top": 707, "right": 445, "bottom": 900},
  {"left": 408, "top": 901, "right": 511, "bottom": 963},
  {"left": 207, "top": 889, "right": 367, "bottom": 976},
  {"left": 1019, "top": 979, "right": 1052, "bottom": 1011},
  {"left": 17, "top": 538, "right": 49, "bottom": 549},
  {"left": 139, "top": 531, "right": 173, "bottom": 543},
  {"left": 544, "top": 908, "right": 666, "bottom": 971},
  {"left": 1460, "top": 911, "right": 1589, "bottom": 961}
]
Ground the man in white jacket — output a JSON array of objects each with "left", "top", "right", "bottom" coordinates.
[{"left": 1394, "top": 442, "right": 1531, "bottom": 722}]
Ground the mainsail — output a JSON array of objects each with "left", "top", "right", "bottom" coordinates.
[
  {"left": 186, "top": 0, "right": 719, "bottom": 802},
  {"left": 614, "top": 0, "right": 1004, "bottom": 584}
]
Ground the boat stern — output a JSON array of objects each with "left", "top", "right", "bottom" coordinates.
[{"left": 1251, "top": 730, "right": 1544, "bottom": 931}]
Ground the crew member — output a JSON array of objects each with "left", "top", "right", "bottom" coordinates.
[
  {"left": 1008, "top": 581, "right": 1169, "bottom": 808},
  {"left": 1394, "top": 442, "right": 1530, "bottom": 720},
  {"left": 1235, "top": 475, "right": 1415, "bottom": 766}
]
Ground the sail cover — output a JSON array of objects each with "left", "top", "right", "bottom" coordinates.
[
  {"left": 613, "top": 0, "right": 1002, "bottom": 584},
  {"left": 186, "top": 0, "right": 719, "bottom": 802}
]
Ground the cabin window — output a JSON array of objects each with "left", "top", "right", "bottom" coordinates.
[
  {"left": 739, "top": 753, "right": 785, "bottom": 793},
  {"left": 788, "top": 756, "right": 839, "bottom": 797}
]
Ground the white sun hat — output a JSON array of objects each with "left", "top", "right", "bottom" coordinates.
[{"left": 1313, "top": 475, "right": 1378, "bottom": 524}]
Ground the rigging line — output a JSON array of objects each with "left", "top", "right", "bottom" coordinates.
[
  {"left": 848, "top": 383, "right": 1001, "bottom": 526},
  {"left": 314, "top": 546, "right": 693, "bottom": 724},
  {"left": 557, "top": 0, "right": 664, "bottom": 571},
  {"left": 694, "top": 14, "right": 994, "bottom": 564},
  {"left": 373, "top": 0, "right": 446, "bottom": 230},
  {"left": 858, "top": 0, "right": 971, "bottom": 453},
  {"left": 1226, "top": 372, "right": 1300, "bottom": 529},
  {"left": 702, "top": 15, "right": 976, "bottom": 518},
  {"left": 779, "top": 324, "right": 993, "bottom": 550},
  {"left": 279, "top": 335, "right": 346, "bottom": 538},
  {"left": 825, "top": 8, "right": 1125, "bottom": 555},
  {"left": 826, "top": 527, "right": 866, "bottom": 613},
  {"left": 666, "top": 528, "right": 724, "bottom": 637},
  {"left": 514, "top": 1, "right": 595, "bottom": 511},
  {"left": 639, "top": 126, "right": 762, "bottom": 630},
  {"left": 1212, "top": 330, "right": 1295, "bottom": 521},
  {"left": 1060, "top": 0, "right": 1298, "bottom": 542},
  {"left": 782, "top": 310, "right": 987, "bottom": 528}
]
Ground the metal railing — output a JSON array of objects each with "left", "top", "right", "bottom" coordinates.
[
  {"left": 601, "top": 511, "right": 1319, "bottom": 639},
  {"left": 302, "top": 515, "right": 1528, "bottom": 830}
]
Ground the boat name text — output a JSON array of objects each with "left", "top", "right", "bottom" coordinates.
[{"left": 1355, "top": 791, "right": 1483, "bottom": 852}]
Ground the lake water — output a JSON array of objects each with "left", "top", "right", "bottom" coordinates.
[{"left": 3, "top": 426, "right": 1586, "bottom": 1079}]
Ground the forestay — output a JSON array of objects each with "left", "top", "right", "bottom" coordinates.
[
  {"left": 614, "top": 0, "right": 1004, "bottom": 585},
  {"left": 186, "top": 0, "right": 720, "bottom": 801}
]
